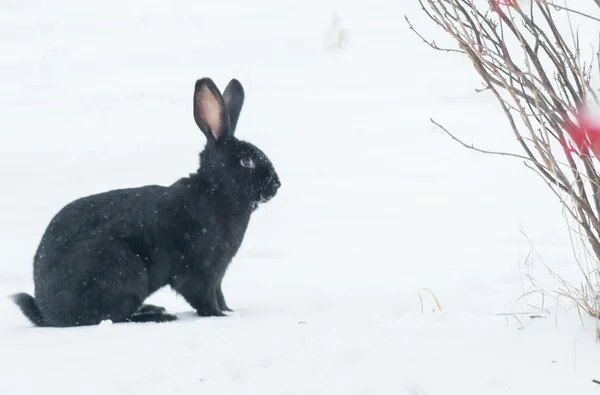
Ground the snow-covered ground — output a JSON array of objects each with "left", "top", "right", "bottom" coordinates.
[{"left": 1, "top": 0, "right": 598, "bottom": 393}]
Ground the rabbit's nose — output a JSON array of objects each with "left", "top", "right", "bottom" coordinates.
[{"left": 272, "top": 180, "right": 281, "bottom": 190}]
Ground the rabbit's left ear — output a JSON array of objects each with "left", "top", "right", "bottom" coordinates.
[{"left": 193, "top": 78, "right": 230, "bottom": 144}]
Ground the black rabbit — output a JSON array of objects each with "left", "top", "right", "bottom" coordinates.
[{"left": 11, "top": 77, "right": 280, "bottom": 327}]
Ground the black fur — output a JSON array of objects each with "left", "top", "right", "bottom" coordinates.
[
  {"left": 136, "top": 304, "right": 167, "bottom": 314},
  {"left": 11, "top": 77, "right": 280, "bottom": 327},
  {"left": 11, "top": 293, "right": 46, "bottom": 327}
]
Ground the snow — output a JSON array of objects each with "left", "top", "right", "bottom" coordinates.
[{"left": 1, "top": 0, "right": 599, "bottom": 394}]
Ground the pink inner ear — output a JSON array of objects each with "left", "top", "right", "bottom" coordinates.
[{"left": 198, "top": 88, "right": 223, "bottom": 140}]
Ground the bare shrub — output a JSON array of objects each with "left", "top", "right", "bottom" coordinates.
[{"left": 407, "top": 0, "right": 600, "bottom": 331}]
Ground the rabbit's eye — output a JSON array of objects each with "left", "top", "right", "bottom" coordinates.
[{"left": 240, "top": 157, "right": 255, "bottom": 169}]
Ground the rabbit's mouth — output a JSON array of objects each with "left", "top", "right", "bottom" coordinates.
[
  {"left": 248, "top": 193, "right": 269, "bottom": 210},
  {"left": 259, "top": 191, "right": 271, "bottom": 203}
]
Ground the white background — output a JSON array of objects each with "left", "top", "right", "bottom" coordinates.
[{"left": 0, "top": 0, "right": 598, "bottom": 393}]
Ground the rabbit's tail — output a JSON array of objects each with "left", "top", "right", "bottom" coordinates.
[{"left": 11, "top": 292, "right": 47, "bottom": 327}]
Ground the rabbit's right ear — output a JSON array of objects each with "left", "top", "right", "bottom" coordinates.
[
  {"left": 222, "top": 79, "right": 244, "bottom": 135},
  {"left": 193, "top": 78, "right": 230, "bottom": 145}
]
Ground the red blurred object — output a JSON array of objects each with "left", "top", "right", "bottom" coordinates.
[
  {"left": 562, "top": 109, "right": 600, "bottom": 159},
  {"left": 491, "top": 0, "right": 518, "bottom": 10}
]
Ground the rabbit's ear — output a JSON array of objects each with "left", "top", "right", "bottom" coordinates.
[
  {"left": 222, "top": 79, "right": 245, "bottom": 135},
  {"left": 193, "top": 78, "right": 230, "bottom": 144}
]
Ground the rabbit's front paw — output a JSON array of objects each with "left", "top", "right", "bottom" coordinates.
[
  {"left": 196, "top": 306, "right": 227, "bottom": 317},
  {"left": 195, "top": 296, "right": 227, "bottom": 316},
  {"left": 217, "top": 286, "right": 233, "bottom": 312}
]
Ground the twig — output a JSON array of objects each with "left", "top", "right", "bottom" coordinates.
[
  {"left": 541, "top": 1, "right": 600, "bottom": 23},
  {"left": 431, "top": 118, "right": 533, "bottom": 161},
  {"left": 404, "top": 15, "right": 465, "bottom": 54}
]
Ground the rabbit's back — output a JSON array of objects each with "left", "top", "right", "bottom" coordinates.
[{"left": 34, "top": 185, "right": 169, "bottom": 264}]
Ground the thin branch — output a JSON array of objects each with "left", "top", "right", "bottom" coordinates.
[
  {"left": 541, "top": 1, "right": 600, "bottom": 23},
  {"left": 430, "top": 118, "right": 533, "bottom": 161},
  {"left": 404, "top": 15, "right": 465, "bottom": 54}
]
